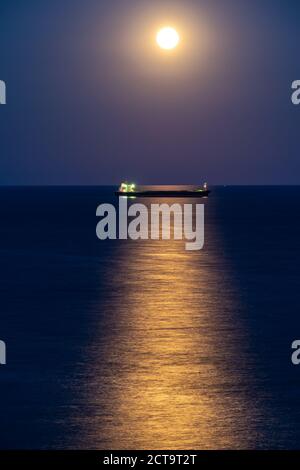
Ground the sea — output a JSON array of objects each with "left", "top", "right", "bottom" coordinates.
[{"left": 0, "top": 185, "right": 300, "bottom": 449}]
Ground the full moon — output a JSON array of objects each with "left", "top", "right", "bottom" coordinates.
[{"left": 156, "top": 27, "right": 180, "bottom": 50}]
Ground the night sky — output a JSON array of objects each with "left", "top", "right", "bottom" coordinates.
[{"left": 1, "top": 0, "right": 300, "bottom": 185}]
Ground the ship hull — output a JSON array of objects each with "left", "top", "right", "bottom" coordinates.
[{"left": 115, "top": 190, "right": 210, "bottom": 198}]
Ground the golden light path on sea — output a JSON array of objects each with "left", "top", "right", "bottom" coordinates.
[{"left": 75, "top": 198, "right": 265, "bottom": 449}]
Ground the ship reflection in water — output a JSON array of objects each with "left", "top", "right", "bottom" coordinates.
[{"left": 78, "top": 197, "right": 264, "bottom": 450}]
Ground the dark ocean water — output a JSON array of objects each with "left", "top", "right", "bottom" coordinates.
[{"left": 0, "top": 186, "right": 300, "bottom": 449}]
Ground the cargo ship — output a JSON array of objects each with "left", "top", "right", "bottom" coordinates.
[{"left": 115, "top": 182, "right": 210, "bottom": 198}]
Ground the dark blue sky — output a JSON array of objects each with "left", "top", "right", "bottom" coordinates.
[{"left": 0, "top": 0, "right": 300, "bottom": 185}]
